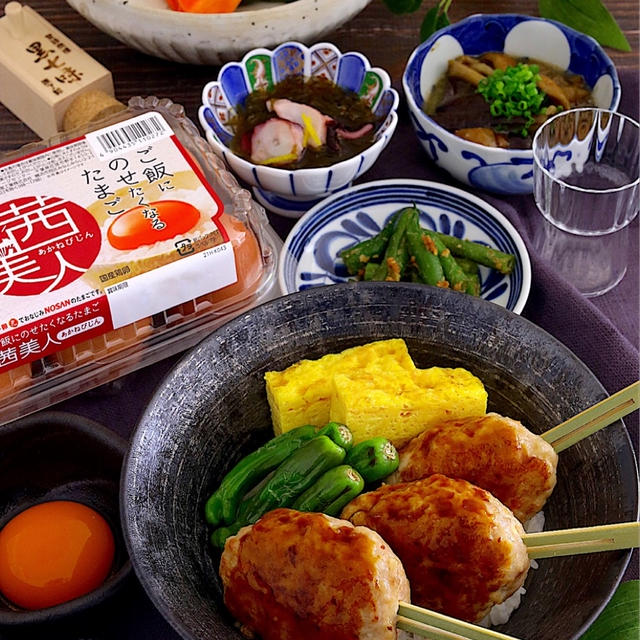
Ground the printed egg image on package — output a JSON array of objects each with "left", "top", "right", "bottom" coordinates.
[{"left": 0, "top": 96, "right": 282, "bottom": 424}]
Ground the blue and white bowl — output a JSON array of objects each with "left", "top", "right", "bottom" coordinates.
[
  {"left": 279, "top": 179, "right": 532, "bottom": 314},
  {"left": 403, "top": 14, "right": 621, "bottom": 195},
  {"left": 198, "top": 41, "right": 399, "bottom": 218}
]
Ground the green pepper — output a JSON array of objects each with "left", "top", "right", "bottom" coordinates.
[
  {"left": 406, "top": 214, "right": 447, "bottom": 287},
  {"left": 426, "top": 230, "right": 516, "bottom": 275},
  {"left": 421, "top": 230, "right": 478, "bottom": 295},
  {"left": 236, "top": 435, "right": 347, "bottom": 526},
  {"left": 315, "top": 421, "right": 354, "bottom": 451},
  {"left": 291, "top": 465, "right": 364, "bottom": 516},
  {"left": 363, "top": 261, "right": 382, "bottom": 281},
  {"left": 345, "top": 437, "right": 399, "bottom": 484},
  {"left": 204, "top": 424, "right": 317, "bottom": 526}
]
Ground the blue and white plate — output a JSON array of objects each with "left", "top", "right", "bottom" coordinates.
[{"left": 278, "top": 179, "right": 532, "bottom": 314}]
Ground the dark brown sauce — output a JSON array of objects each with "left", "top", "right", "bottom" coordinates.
[{"left": 229, "top": 76, "right": 380, "bottom": 169}]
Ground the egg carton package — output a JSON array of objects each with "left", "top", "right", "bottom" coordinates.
[{"left": 0, "top": 96, "right": 282, "bottom": 425}]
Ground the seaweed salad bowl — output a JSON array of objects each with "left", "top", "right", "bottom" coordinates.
[{"left": 198, "top": 41, "right": 399, "bottom": 217}]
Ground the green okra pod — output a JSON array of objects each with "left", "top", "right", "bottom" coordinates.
[
  {"left": 428, "top": 231, "right": 516, "bottom": 275},
  {"left": 406, "top": 214, "right": 447, "bottom": 287},
  {"left": 291, "top": 464, "right": 364, "bottom": 516},
  {"left": 345, "top": 437, "right": 399, "bottom": 484},
  {"left": 204, "top": 423, "right": 317, "bottom": 527},
  {"left": 236, "top": 435, "right": 346, "bottom": 526},
  {"left": 339, "top": 212, "right": 399, "bottom": 276}
]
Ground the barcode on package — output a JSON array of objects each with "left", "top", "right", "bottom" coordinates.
[{"left": 85, "top": 112, "right": 172, "bottom": 159}]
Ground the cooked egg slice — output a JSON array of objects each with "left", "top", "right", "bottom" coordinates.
[{"left": 0, "top": 500, "right": 115, "bottom": 610}]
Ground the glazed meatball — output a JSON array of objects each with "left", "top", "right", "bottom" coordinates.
[
  {"left": 219, "top": 508, "right": 410, "bottom": 640},
  {"left": 341, "top": 474, "right": 530, "bottom": 623},
  {"left": 387, "top": 412, "right": 558, "bottom": 522}
]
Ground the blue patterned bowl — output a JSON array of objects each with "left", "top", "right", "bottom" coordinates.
[
  {"left": 278, "top": 179, "right": 532, "bottom": 314},
  {"left": 402, "top": 14, "right": 620, "bottom": 195},
  {"left": 198, "top": 41, "right": 399, "bottom": 218}
]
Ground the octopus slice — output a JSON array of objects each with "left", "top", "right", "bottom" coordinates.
[
  {"left": 267, "top": 99, "right": 333, "bottom": 148},
  {"left": 249, "top": 118, "right": 304, "bottom": 165}
]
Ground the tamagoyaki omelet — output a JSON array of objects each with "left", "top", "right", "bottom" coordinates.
[{"left": 264, "top": 339, "right": 487, "bottom": 447}]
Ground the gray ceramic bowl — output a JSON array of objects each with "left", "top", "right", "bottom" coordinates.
[
  {"left": 0, "top": 411, "right": 131, "bottom": 625},
  {"left": 122, "top": 282, "right": 638, "bottom": 640}
]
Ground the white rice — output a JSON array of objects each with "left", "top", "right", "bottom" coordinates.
[{"left": 398, "top": 511, "right": 546, "bottom": 639}]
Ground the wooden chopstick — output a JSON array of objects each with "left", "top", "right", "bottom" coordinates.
[
  {"left": 541, "top": 381, "right": 639, "bottom": 452},
  {"left": 523, "top": 522, "right": 640, "bottom": 559},
  {"left": 396, "top": 602, "right": 521, "bottom": 640}
]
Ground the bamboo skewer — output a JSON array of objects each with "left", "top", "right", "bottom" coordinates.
[
  {"left": 523, "top": 522, "right": 640, "bottom": 559},
  {"left": 396, "top": 602, "right": 521, "bottom": 640},
  {"left": 541, "top": 381, "right": 639, "bottom": 452}
]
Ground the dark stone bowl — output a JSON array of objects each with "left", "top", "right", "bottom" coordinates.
[
  {"left": 122, "top": 282, "right": 638, "bottom": 640},
  {"left": 0, "top": 411, "right": 131, "bottom": 626}
]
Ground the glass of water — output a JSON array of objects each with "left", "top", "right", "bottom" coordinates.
[{"left": 532, "top": 108, "right": 639, "bottom": 297}]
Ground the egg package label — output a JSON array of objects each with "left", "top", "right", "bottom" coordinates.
[{"left": 0, "top": 111, "right": 237, "bottom": 374}]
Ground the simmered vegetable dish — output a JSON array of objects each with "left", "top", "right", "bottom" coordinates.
[{"left": 424, "top": 52, "right": 594, "bottom": 148}]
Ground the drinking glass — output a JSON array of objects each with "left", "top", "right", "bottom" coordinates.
[{"left": 532, "top": 108, "right": 639, "bottom": 297}]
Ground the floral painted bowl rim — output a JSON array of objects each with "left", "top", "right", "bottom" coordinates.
[
  {"left": 198, "top": 41, "right": 400, "bottom": 178},
  {"left": 402, "top": 13, "right": 622, "bottom": 158},
  {"left": 278, "top": 178, "right": 532, "bottom": 314}
]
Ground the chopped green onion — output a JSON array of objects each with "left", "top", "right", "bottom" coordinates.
[{"left": 477, "top": 63, "right": 545, "bottom": 137}]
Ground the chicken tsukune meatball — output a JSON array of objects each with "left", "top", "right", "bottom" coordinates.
[
  {"left": 219, "top": 508, "right": 410, "bottom": 640},
  {"left": 341, "top": 474, "right": 530, "bottom": 623},
  {"left": 387, "top": 413, "right": 558, "bottom": 523}
]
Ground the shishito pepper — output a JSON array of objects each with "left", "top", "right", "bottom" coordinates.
[
  {"left": 210, "top": 435, "right": 347, "bottom": 548},
  {"left": 235, "top": 435, "right": 347, "bottom": 526},
  {"left": 204, "top": 424, "right": 317, "bottom": 527},
  {"left": 345, "top": 437, "right": 399, "bottom": 484},
  {"left": 339, "top": 212, "right": 399, "bottom": 276},
  {"left": 292, "top": 465, "right": 365, "bottom": 516},
  {"left": 316, "top": 421, "right": 354, "bottom": 451}
]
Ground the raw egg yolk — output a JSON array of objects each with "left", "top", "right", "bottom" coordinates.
[
  {"left": 107, "top": 200, "right": 201, "bottom": 251},
  {"left": 0, "top": 501, "right": 115, "bottom": 610}
]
